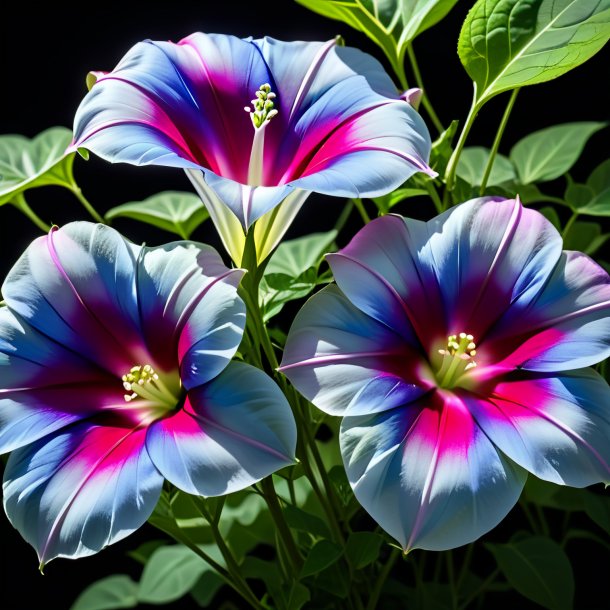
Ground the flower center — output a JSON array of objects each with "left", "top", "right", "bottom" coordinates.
[
  {"left": 434, "top": 333, "right": 477, "bottom": 389},
  {"left": 244, "top": 83, "right": 278, "bottom": 186},
  {"left": 121, "top": 364, "right": 178, "bottom": 411}
]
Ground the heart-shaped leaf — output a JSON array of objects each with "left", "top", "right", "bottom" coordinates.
[
  {"left": 300, "top": 540, "right": 344, "bottom": 578},
  {"left": 138, "top": 544, "right": 223, "bottom": 604},
  {"left": 260, "top": 230, "right": 337, "bottom": 320},
  {"left": 510, "top": 122, "right": 606, "bottom": 184},
  {"left": 0, "top": 127, "right": 76, "bottom": 205},
  {"left": 486, "top": 536, "right": 574, "bottom": 610},
  {"left": 575, "top": 159, "right": 610, "bottom": 216},
  {"left": 345, "top": 532, "right": 385, "bottom": 569},
  {"left": 105, "top": 191, "right": 209, "bottom": 239},
  {"left": 296, "top": 0, "right": 459, "bottom": 71},
  {"left": 459, "top": 0, "right": 610, "bottom": 105},
  {"left": 71, "top": 575, "right": 138, "bottom": 610},
  {"left": 457, "top": 146, "right": 516, "bottom": 187}
]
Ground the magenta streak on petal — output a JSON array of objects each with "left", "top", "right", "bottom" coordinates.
[
  {"left": 179, "top": 39, "right": 251, "bottom": 181},
  {"left": 466, "top": 200, "right": 520, "bottom": 325},
  {"left": 175, "top": 269, "right": 243, "bottom": 363},
  {"left": 328, "top": 251, "right": 424, "bottom": 346},
  {"left": 175, "top": 268, "right": 244, "bottom": 335},
  {"left": 46, "top": 230, "right": 130, "bottom": 373},
  {"left": 278, "top": 100, "right": 394, "bottom": 184},
  {"left": 405, "top": 395, "right": 474, "bottom": 551},
  {"left": 183, "top": 399, "right": 292, "bottom": 462},
  {"left": 487, "top": 386, "right": 610, "bottom": 477},
  {"left": 494, "top": 327, "right": 566, "bottom": 369},
  {"left": 38, "top": 424, "right": 148, "bottom": 563},
  {"left": 278, "top": 349, "right": 405, "bottom": 371},
  {"left": 288, "top": 38, "right": 337, "bottom": 121}
]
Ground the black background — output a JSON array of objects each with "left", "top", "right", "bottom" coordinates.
[{"left": 0, "top": 1, "right": 609, "bottom": 609}]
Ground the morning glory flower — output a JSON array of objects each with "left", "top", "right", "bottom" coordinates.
[
  {"left": 71, "top": 33, "right": 434, "bottom": 261},
  {"left": 0, "top": 222, "right": 296, "bottom": 565},
  {"left": 280, "top": 197, "right": 610, "bottom": 552}
]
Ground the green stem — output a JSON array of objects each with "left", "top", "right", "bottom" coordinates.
[
  {"left": 479, "top": 89, "right": 520, "bottom": 195},
  {"left": 261, "top": 476, "right": 303, "bottom": 573},
  {"left": 405, "top": 44, "right": 443, "bottom": 134},
  {"left": 391, "top": 55, "right": 410, "bottom": 91},
  {"left": 456, "top": 543, "right": 475, "bottom": 592},
  {"left": 425, "top": 182, "right": 444, "bottom": 214},
  {"left": 334, "top": 199, "right": 355, "bottom": 234},
  {"left": 562, "top": 211, "right": 579, "bottom": 239},
  {"left": 366, "top": 549, "right": 400, "bottom": 610},
  {"left": 352, "top": 198, "right": 371, "bottom": 224},
  {"left": 70, "top": 184, "right": 105, "bottom": 223},
  {"left": 519, "top": 498, "right": 540, "bottom": 534},
  {"left": 447, "top": 550, "right": 457, "bottom": 610},
  {"left": 191, "top": 497, "right": 265, "bottom": 610},
  {"left": 535, "top": 504, "right": 550, "bottom": 538},
  {"left": 444, "top": 93, "right": 481, "bottom": 192},
  {"left": 12, "top": 193, "right": 51, "bottom": 232},
  {"left": 458, "top": 569, "right": 500, "bottom": 610}
]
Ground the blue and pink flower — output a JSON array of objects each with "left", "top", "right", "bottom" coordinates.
[
  {"left": 71, "top": 33, "right": 433, "bottom": 261},
  {"left": 281, "top": 197, "right": 610, "bottom": 551},
  {"left": 0, "top": 222, "right": 296, "bottom": 564}
]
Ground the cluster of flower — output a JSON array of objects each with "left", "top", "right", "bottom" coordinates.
[{"left": 1, "top": 33, "right": 608, "bottom": 568}]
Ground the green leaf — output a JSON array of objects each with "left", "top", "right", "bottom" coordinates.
[
  {"left": 105, "top": 191, "right": 209, "bottom": 239},
  {"left": 189, "top": 571, "right": 225, "bottom": 608},
  {"left": 260, "top": 230, "right": 337, "bottom": 320},
  {"left": 71, "top": 575, "right": 138, "bottom": 610},
  {"left": 486, "top": 536, "right": 574, "bottom": 610},
  {"left": 429, "top": 120, "right": 459, "bottom": 175},
  {"left": 265, "top": 230, "right": 337, "bottom": 277},
  {"left": 296, "top": 0, "right": 459, "bottom": 69},
  {"left": 0, "top": 127, "right": 76, "bottom": 206},
  {"left": 523, "top": 476, "right": 585, "bottom": 511},
  {"left": 584, "top": 491, "right": 610, "bottom": 535},
  {"left": 285, "top": 582, "right": 311, "bottom": 610},
  {"left": 459, "top": 0, "right": 610, "bottom": 105},
  {"left": 127, "top": 540, "right": 166, "bottom": 565},
  {"left": 510, "top": 122, "right": 607, "bottom": 184},
  {"left": 138, "top": 544, "right": 222, "bottom": 604},
  {"left": 575, "top": 159, "right": 610, "bottom": 216},
  {"left": 565, "top": 182, "right": 596, "bottom": 209},
  {"left": 456, "top": 147, "right": 516, "bottom": 187},
  {"left": 371, "top": 187, "right": 427, "bottom": 214},
  {"left": 345, "top": 532, "right": 385, "bottom": 569},
  {"left": 587, "top": 159, "right": 610, "bottom": 193},
  {"left": 564, "top": 220, "right": 610, "bottom": 256},
  {"left": 284, "top": 504, "right": 332, "bottom": 539},
  {"left": 300, "top": 540, "right": 344, "bottom": 578}
]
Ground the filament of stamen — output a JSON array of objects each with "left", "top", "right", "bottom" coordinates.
[
  {"left": 245, "top": 83, "right": 278, "bottom": 186},
  {"left": 436, "top": 333, "right": 477, "bottom": 389},
  {"left": 121, "top": 364, "right": 177, "bottom": 409}
]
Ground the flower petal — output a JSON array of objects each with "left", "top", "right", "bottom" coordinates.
[
  {"left": 281, "top": 285, "right": 430, "bottom": 416},
  {"left": 424, "top": 197, "right": 562, "bottom": 341},
  {"left": 327, "top": 214, "right": 444, "bottom": 348},
  {"left": 146, "top": 362, "right": 296, "bottom": 496},
  {"left": 2, "top": 223, "right": 144, "bottom": 375},
  {"left": 73, "top": 34, "right": 271, "bottom": 180},
  {"left": 341, "top": 391, "right": 526, "bottom": 551},
  {"left": 290, "top": 98, "right": 433, "bottom": 196},
  {"left": 464, "top": 370, "right": 610, "bottom": 486},
  {"left": 3, "top": 420, "right": 163, "bottom": 564},
  {"left": 487, "top": 251, "right": 610, "bottom": 371},
  {"left": 137, "top": 241, "right": 245, "bottom": 378}
]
